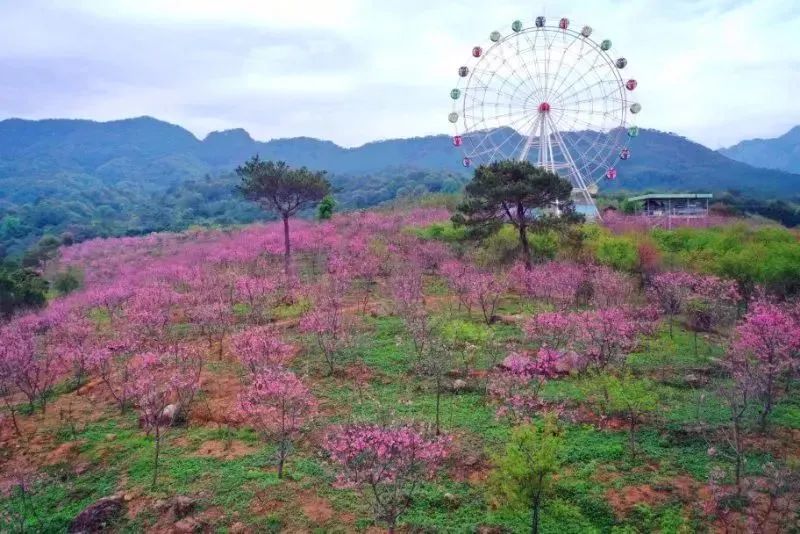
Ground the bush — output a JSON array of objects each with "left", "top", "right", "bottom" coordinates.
[
  {"left": 594, "top": 235, "right": 638, "bottom": 272},
  {"left": 52, "top": 267, "right": 83, "bottom": 295}
]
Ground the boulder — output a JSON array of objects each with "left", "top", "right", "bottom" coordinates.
[
  {"left": 172, "top": 495, "right": 196, "bottom": 519},
  {"left": 68, "top": 495, "right": 124, "bottom": 533}
]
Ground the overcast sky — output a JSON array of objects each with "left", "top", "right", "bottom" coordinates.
[{"left": 0, "top": 0, "right": 798, "bottom": 148}]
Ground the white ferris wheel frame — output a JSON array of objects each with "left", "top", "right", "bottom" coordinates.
[{"left": 450, "top": 20, "right": 639, "bottom": 216}]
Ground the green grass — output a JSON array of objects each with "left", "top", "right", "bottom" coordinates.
[{"left": 6, "top": 290, "right": 800, "bottom": 533}]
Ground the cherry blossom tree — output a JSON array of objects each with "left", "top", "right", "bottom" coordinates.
[
  {"left": 0, "top": 352, "right": 23, "bottom": 437},
  {"left": 705, "top": 462, "right": 799, "bottom": 532},
  {"left": 390, "top": 266, "right": 430, "bottom": 360},
  {"left": 647, "top": 272, "right": 696, "bottom": 337},
  {"left": 230, "top": 326, "right": 293, "bottom": 375},
  {"left": 234, "top": 274, "right": 277, "bottom": 323},
  {"left": 0, "top": 314, "right": 63, "bottom": 413},
  {"left": 419, "top": 340, "right": 458, "bottom": 435},
  {"left": 488, "top": 350, "right": 560, "bottom": 421},
  {"left": 524, "top": 312, "right": 576, "bottom": 351},
  {"left": 728, "top": 301, "right": 800, "bottom": 431},
  {"left": 89, "top": 339, "right": 137, "bottom": 413},
  {"left": 324, "top": 424, "right": 450, "bottom": 533},
  {"left": 131, "top": 353, "right": 200, "bottom": 488},
  {"left": 574, "top": 308, "right": 638, "bottom": 371},
  {"left": 51, "top": 313, "right": 101, "bottom": 388},
  {"left": 468, "top": 271, "right": 507, "bottom": 325},
  {"left": 238, "top": 367, "right": 317, "bottom": 479},
  {"left": 299, "top": 275, "right": 356, "bottom": 375}
]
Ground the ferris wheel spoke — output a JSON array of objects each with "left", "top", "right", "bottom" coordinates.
[
  {"left": 545, "top": 34, "right": 586, "bottom": 99},
  {"left": 522, "top": 29, "right": 548, "bottom": 104},
  {"left": 517, "top": 32, "right": 547, "bottom": 104},
  {"left": 555, "top": 82, "right": 623, "bottom": 112},
  {"left": 546, "top": 47, "right": 604, "bottom": 103},
  {"left": 485, "top": 113, "right": 541, "bottom": 163},
  {"left": 465, "top": 110, "right": 540, "bottom": 156}
]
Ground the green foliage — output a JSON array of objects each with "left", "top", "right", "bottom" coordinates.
[
  {"left": 0, "top": 260, "right": 48, "bottom": 318},
  {"left": 317, "top": 194, "right": 336, "bottom": 220},
  {"left": 438, "top": 319, "right": 490, "bottom": 346},
  {"left": 650, "top": 223, "right": 800, "bottom": 295},
  {"left": 489, "top": 415, "right": 563, "bottom": 532},
  {"left": 475, "top": 225, "right": 520, "bottom": 266},
  {"left": 594, "top": 234, "right": 639, "bottom": 272},
  {"left": 529, "top": 230, "right": 560, "bottom": 262},
  {"left": 236, "top": 157, "right": 331, "bottom": 218},
  {"left": 453, "top": 160, "right": 580, "bottom": 268},
  {"left": 52, "top": 266, "right": 83, "bottom": 295},
  {"left": 619, "top": 198, "right": 637, "bottom": 215},
  {"left": 415, "top": 221, "right": 468, "bottom": 243}
]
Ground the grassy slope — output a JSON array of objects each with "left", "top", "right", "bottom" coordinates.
[{"left": 2, "top": 275, "right": 800, "bottom": 533}]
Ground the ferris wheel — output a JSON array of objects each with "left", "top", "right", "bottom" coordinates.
[{"left": 448, "top": 16, "right": 641, "bottom": 216}]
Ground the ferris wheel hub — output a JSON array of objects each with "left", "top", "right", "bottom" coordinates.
[{"left": 537, "top": 102, "right": 551, "bottom": 113}]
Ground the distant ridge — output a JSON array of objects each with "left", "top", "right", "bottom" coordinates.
[
  {"left": 719, "top": 126, "right": 800, "bottom": 174},
  {"left": 1, "top": 116, "right": 799, "bottom": 196}
]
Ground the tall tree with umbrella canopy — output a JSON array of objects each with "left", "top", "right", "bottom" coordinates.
[
  {"left": 236, "top": 157, "right": 331, "bottom": 277},
  {"left": 452, "top": 161, "right": 578, "bottom": 270}
]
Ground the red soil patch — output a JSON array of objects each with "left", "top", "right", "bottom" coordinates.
[
  {"left": 299, "top": 491, "right": 334, "bottom": 525},
  {"left": 192, "top": 439, "right": 257, "bottom": 460},
  {"left": 43, "top": 440, "right": 84, "bottom": 466},
  {"left": 606, "top": 484, "right": 669, "bottom": 515}
]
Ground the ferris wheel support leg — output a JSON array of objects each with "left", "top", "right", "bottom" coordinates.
[
  {"left": 517, "top": 114, "right": 543, "bottom": 163},
  {"left": 545, "top": 114, "right": 601, "bottom": 220}
]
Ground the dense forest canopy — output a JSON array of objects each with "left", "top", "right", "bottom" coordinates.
[{"left": 1, "top": 117, "right": 800, "bottom": 258}]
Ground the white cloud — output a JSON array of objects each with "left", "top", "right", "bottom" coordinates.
[{"left": 0, "top": 0, "right": 798, "bottom": 148}]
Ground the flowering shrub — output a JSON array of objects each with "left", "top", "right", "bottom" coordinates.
[
  {"left": 488, "top": 349, "right": 560, "bottom": 421},
  {"left": 239, "top": 367, "right": 316, "bottom": 479},
  {"left": 324, "top": 424, "right": 449, "bottom": 532},
  {"left": 230, "top": 326, "right": 293, "bottom": 375}
]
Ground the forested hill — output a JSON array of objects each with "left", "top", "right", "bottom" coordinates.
[
  {"left": 2, "top": 116, "right": 800, "bottom": 256},
  {"left": 719, "top": 125, "right": 800, "bottom": 175}
]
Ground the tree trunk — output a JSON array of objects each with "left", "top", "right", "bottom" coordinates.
[
  {"left": 733, "top": 419, "right": 742, "bottom": 497},
  {"left": 152, "top": 428, "right": 161, "bottom": 489},
  {"left": 435, "top": 381, "right": 441, "bottom": 436},
  {"left": 531, "top": 488, "right": 542, "bottom": 534},
  {"left": 282, "top": 214, "right": 291, "bottom": 278},
  {"left": 517, "top": 202, "right": 532, "bottom": 270},
  {"left": 628, "top": 417, "right": 637, "bottom": 460},
  {"left": 760, "top": 374, "right": 774, "bottom": 433}
]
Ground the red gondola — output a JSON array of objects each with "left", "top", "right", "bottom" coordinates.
[
  {"left": 605, "top": 168, "right": 618, "bottom": 180},
  {"left": 453, "top": 135, "right": 463, "bottom": 147},
  {"left": 472, "top": 46, "right": 483, "bottom": 58},
  {"left": 559, "top": 18, "right": 569, "bottom": 30},
  {"left": 626, "top": 79, "right": 638, "bottom": 91}
]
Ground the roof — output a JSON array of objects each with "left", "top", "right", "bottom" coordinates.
[{"left": 627, "top": 193, "right": 713, "bottom": 202}]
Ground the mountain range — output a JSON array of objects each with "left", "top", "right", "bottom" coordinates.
[
  {"left": 1, "top": 116, "right": 799, "bottom": 257},
  {"left": 719, "top": 126, "right": 800, "bottom": 175}
]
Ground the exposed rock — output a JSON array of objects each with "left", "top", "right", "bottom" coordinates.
[
  {"left": 172, "top": 495, "right": 196, "bottom": 519},
  {"left": 68, "top": 495, "right": 124, "bottom": 533},
  {"left": 684, "top": 373, "right": 709, "bottom": 387},
  {"left": 138, "top": 403, "right": 180, "bottom": 428}
]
